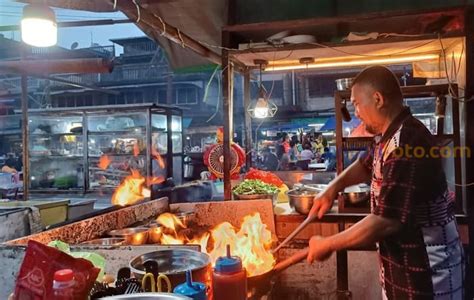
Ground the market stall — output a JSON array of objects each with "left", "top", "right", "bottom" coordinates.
[{"left": 1, "top": 2, "right": 473, "bottom": 300}]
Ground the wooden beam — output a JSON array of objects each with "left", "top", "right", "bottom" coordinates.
[
  {"left": 0, "top": 58, "right": 113, "bottom": 75},
  {"left": 110, "top": 0, "right": 222, "bottom": 65},
  {"left": 223, "top": 6, "right": 465, "bottom": 33},
  {"left": 243, "top": 68, "right": 252, "bottom": 169}
]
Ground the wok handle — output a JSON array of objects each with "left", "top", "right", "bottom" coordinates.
[
  {"left": 272, "top": 214, "right": 316, "bottom": 254},
  {"left": 273, "top": 248, "right": 309, "bottom": 274}
]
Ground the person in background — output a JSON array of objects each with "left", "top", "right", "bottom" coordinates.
[
  {"left": 288, "top": 140, "right": 297, "bottom": 161},
  {"left": 299, "top": 143, "right": 314, "bottom": 161},
  {"left": 321, "top": 147, "right": 336, "bottom": 171},
  {"left": 276, "top": 132, "right": 290, "bottom": 160},
  {"left": 306, "top": 65, "right": 464, "bottom": 299},
  {"left": 1, "top": 154, "right": 18, "bottom": 173},
  {"left": 261, "top": 147, "right": 279, "bottom": 171}
]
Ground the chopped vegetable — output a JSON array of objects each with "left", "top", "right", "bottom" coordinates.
[
  {"left": 245, "top": 168, "right": 284, "bottom": 187},
  {"left": 232, "top": 179, "right": 279, "bottom": 195}
]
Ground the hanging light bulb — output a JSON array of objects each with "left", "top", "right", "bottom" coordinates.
[
  {"left": 21, "top": 4, "right": 57, "bottom": 47},
  {"left": 247, "top": 59, "right": 278, "bottom": 119},
  {"left": 254, "top": 92, "right": 269, "bottom": 118}
]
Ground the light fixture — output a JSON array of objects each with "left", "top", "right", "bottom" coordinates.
[
  {"left": 21, "top": 4, "right": 57, "bottom": 47},
  {"left": 247, "top": 59, "right": 278, "bottom": 119},
  {"left": 264, "top": 53, "right": 440, "bottom": 72}
]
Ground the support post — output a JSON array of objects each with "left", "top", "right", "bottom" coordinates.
[
  {"left": 222, "top": 50, "right": 234, "bottom": 200},
  {"left": 243, "top": 68, "right": 252, "bottom": 169},
  {"left": 20, "top": 46, "right": 29, "bottom": 200}
]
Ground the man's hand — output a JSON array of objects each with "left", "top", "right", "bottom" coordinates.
[
  {"left": 307, "top": 235, "right": 333, "bottom": 263},
  {"left": 309, "top": 187, "right": 338, "bottom": 219}
]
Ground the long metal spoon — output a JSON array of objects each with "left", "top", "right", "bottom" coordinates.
[{"left": 271, "top": 214, "right": 317, "bottom": 254}]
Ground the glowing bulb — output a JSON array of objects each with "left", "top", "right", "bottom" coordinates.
[
  {"left": 254, "top": 98, "right": 269, "bottom": 119},
  {"left": 21, "top": 5, "right": 57, "bottom": 47}
]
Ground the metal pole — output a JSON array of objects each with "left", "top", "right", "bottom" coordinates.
[
  {"left": 222, "top": 50, "right": 234, "bottom": 200},
  {"left": 20, "top": 46, "right": 29, "bottom": 200},
  {"left": 243, "top": 68, "right": 252, "bottom": 169}
]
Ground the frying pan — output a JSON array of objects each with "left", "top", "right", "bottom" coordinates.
[{"left": 247, "top": 248, "right": 309, "bottom": 298}]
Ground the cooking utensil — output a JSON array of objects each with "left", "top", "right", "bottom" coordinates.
[
  {"left": 293, "top": 183, "right": 327, "bottom": 192},
  {"left": 234, "top": 193, "right": 278, "bottom": 206},
  {"left": 80, "top": 238, "right": 125, "bottom": 246},
  {"left": 341, "top": 184, "right": 370, "bottom": 204},
  {"left": 129, "top": 249, "right": 211, "bottom": 290},
  {"left": 99, "top": 293, "right": 192, "bottom": 300},
  {"left": 141, "top": 272, "right": 172, "bottom": 293},
  {"left": 271, "top": 214, "right": 317, "bottom": 254},
  {"left": 148, "top": 224, "right": 163, "bottom": 244},
  {"left": 247, "top": 248, "right": 309, "bottom": 298},
  {"left": 287, "top": 189, "right": 319, "bottom": 215},
  {"left": 107, "top": 227, "right": 149, "bottom": 245},
  {"left": 124, "top": 281, "right": 142, "bottom": 294}
]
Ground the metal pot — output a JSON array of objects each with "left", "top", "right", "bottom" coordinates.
[
  {"left": 80, "top": 238, "right": 125, "bottom": 246},
  {"left": 335, "top": 77, "right": 353, "bottom": 91},
  {"left": 148, "top": 224, "right": 162, "bottom": 244},
  {"left": 286, "top": 189, "right": 319, "bottom": 215},
  {"left": 107, "top": 227, "right": 149, "bottom": 245},
  {"left": 129, "top": 249, "right": 212, "bottom": 290},
  {"left": 99, "top": 293, "right": 191, "bottom": 300},
  {"left": 341, "top": 185, "right": 370, "bottom": 204}
]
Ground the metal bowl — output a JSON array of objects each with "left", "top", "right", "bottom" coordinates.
[
  {"left": 148, "top": 224, "right": 163, "bottom": 244},
  {"left": 129, "top": 249, "right": 212, "bottom": 289},
  {"left": 107, "top": 227, "right": 149, "bottom": 245},
  {"left": 335, "top": 77, "right": 353, "bottom": 91},
  {"left": 99, "top": 293, "right": 192, "bottom": 299},
  {"left": 286, "top": 189, "right": 319, "bottom": 215},
  {"left": 341, "top": 190, "right": 370, "bottom": 204},
  {"left": 234, "top": 193, "right": 278, "bottom": 205},
  {"left": 80, "top": 237, "right": 125, "bottom": 246}
]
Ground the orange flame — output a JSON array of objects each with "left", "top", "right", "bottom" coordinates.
[
  {"left": 133, "top": 143, "right": 140, "bottom": 157},
  {"left": 148, "top": 176, "right": 165, "bottom": 186},
  {"left": 98, "top": 155, "right": 111, "bottom": 170},
  {"left": 111, "top": 169, "right": 150, "bottom": 206},
  {"left": 158, "top": 212, "right": 275, "bottom": 277}
]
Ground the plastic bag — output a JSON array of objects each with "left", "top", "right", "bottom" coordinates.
[
  {"left": 48, "top": 240, "right": 106, "bottom": 279},
  {"left": 14, "top": 240, "right": 100, "bottom": 300}
]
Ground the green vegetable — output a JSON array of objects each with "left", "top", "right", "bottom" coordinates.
[{"left": 232, "top": 179, "right": 279, "bottom": 195}]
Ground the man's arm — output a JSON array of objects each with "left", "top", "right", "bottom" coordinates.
[
  {"left": 309, "top": 159, "right": 371, "bottom": 219},
  {"left": 307, "top": 214, "right": 402, "bottom": 262}
]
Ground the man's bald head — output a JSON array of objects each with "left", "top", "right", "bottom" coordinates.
[{"left": 352, "top": 65, "right": 403, "bottom": 106}]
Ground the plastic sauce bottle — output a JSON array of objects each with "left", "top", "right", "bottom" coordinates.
[
  {"left": 212, "top": 245, "right": 247, "bottom": 300},
  {"left": 52, "top": 269, "right": 75, "bottom": 300},
  {"left": 173, "top": 270, "right": 207, "bottom": 300}
]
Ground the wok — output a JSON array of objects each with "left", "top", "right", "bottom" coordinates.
[{"left": 247, "top": 248, "right": 309, "bottom": 298}]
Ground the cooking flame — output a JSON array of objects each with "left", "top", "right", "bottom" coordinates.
[
  {"left": 158, "top": 212, "right": 275, "bottom": 277},
  {"left": 111, "top": 169, "right": 150, "bottom": 206},
  {"left": 98, "top": 155, "right": 111, "bottom": 170}
]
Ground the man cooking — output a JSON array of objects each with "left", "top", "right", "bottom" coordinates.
[{"left": 307, "top": 66, "right": 464, "bottom": 299}]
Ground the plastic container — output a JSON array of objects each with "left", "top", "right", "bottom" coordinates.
[
  {"left": 212, "top": 245, "right": 247, "bottom": 300},
  {"left": 173, "top": 270, "right": 207, "bottom": 300},
  {"left": 52, "top": 269, "right": 75, "bottom": 300}
]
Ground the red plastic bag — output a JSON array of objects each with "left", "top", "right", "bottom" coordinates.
[{"left": 13, "top": 240, "right": 100, "bottom": 300}]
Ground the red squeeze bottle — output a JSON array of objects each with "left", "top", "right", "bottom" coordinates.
[
  {"left": 212, "top": 245, "right": 247, "bottom": 300},
  {"left": 52, "top": 269, "right": 75, "bottom": 300}
]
